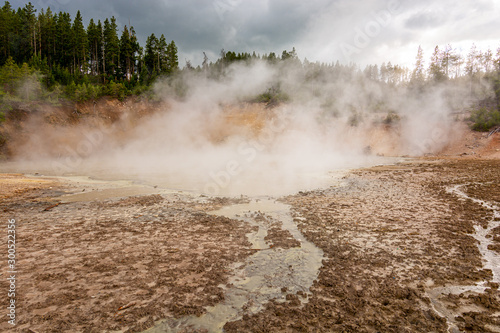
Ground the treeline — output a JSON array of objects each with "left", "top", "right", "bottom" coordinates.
[
  {"left": 0, "top": 1, "right": 500, "bottom": 132},
  {"left": 0, "top": 1, "right": 178, "bottom": 93},
  {"left": 192, "top": 43, "right": 500, "bottom": 89},
  {"left": 188, "top": 44, "right": 500, "bottom": 131}
]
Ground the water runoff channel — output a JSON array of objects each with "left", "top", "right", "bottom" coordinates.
[
  {"left": 427, "top": 183, "right": 500, "bottom": 333},
  {"left": 145, "top": 198, "right": 324, "bottom": 333},
  {"left": 144, "top": 180, "right": 500, "bottom": 333}
]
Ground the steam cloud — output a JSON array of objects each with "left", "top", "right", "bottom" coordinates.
[{"left": 6, "top": 59, "right": 481, "bottom": 196}]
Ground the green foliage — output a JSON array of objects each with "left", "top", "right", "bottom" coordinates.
[
  {"left": 106, "top": 81, "right": 128, "bottom": 101},
  {"left": 0, "top": 3, "right": 180, "bottom": 98},
  {"left": 74, "top": 83, "right": 89, "bottom": 102},
  {"left": 103, "top": 17, "right": 120, "bottom": 75},
  {"left": 45, "top": 83, "right": 63, "bottom": 103},
  {"left": 2, "top": 1, "right": 500, "bottom": 112},
  {"left": 251, "top": 86, "right": 290, "bottom": 105},
  {"left": 410, "top": 45, "right": 425, "bottom": 85},
  {"left": 428, "top": 45, "right": 447, "bottom": 83},
  {"left": 0, "top": 111, "right": 5, "bottom": 123},
  {"left": 470, "top": 107, "right": 500, "bottom": 131},
  {"left": 72, "top": 10, "right": 88, "bottom": 73},
  {"left": 65, "top": 81, "right": 76, "bottom": 99},
  {"left": 0, "top": 57, "right": 23, "bottom": 93},
  {"left": 63, "top": 81, "right": 105, "bottom": 102},
  {"left": 130, "top": 84, "right": 148, "bottom": 96},
  {"left": 0, "top": 57, "right": 42, "bottom": 100},
  {"left": 143, "top": 33, "right": 178, "bottom": 84}
]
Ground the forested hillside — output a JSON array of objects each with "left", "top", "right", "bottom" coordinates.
[
  {"left": 0, "top": 1, "right": 499, "bottom": 132},
  {"left": 0, "top": 1, "right": 178, "bottom": 96}
]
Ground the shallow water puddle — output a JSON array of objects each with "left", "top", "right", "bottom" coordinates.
[
  {"left": 28, "top": 175, "right": 179, "bottom": 202},
  {"left": 448, "top": 184, "right": 500, "bottom": 282},
  {"left": 146, "top": 198, "right": 324, "bottom": 333},
  {"left": 60, "top": 186, "right": 159, "bottom": 202},
  {"left": 428, "top": 184, "right": 500, "bottom": 333}
]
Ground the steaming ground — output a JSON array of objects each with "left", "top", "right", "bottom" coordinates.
[
  {"left": 4, "top": 100, "right": 401, "bottom": 196},
  {"left": 1, "top": 60, "right": 471, "bottom": 196}
]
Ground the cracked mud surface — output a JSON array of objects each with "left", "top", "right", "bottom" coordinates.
[
  {"left": 0, "top": 176, "right": 253, "bottom": 332},
  {"left": 1, "top": 158, "right": 500, "bottom": 332},
  {"left": 224, "top": 159, "right": 500, "bottom": 332}
]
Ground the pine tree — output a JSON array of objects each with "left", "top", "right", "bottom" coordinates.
[
  {"left": 482, "top": 49, "right": 493, "bottom": 73},
  {"left": 202, "top": 52, "right": 209, "bottom": 71},
  {"left": 166, "top": 40, "right": 178, "bottom": 74},
  {"left": 96, "top": 20, "right": 103, "bottom": 75},
  {"left": 24, "top": 2, "right": 36, "bottom": 58},
  {"left": 144, "top": 33, "right": 158, "bottom": 74},
  {"left": 0, "top": 57, "right": 22, "bottom": 94},
  {"left": 103, "top": 17, "right": 119, "bottom": 76},
  {"left": 120, "top": 25, "right": 137, "bottom": 80},
  {"left": 440, "top": 44, "right": 454, "bottom": 78},
  {"left": 0, "top": 2, "right": 14, "bottom": 64},
  {"left": 465, "top": 44, "right": 478, "bottom": 76},
  {"left": 38, "top": 7, "right": 56, "bottom": 68},
  {"left": 0, "top": 2, "right": 180, "bottom": 93},
  {"left": 428, "top": 45, "right": 445, "bottom": 82},
  {"left": 87, "top": 18, "right": 102, "bottom": 75},
  {"left": 495, "top": 47, "right": 500, "bottom": 73},
  {"left": 465, "top": 44, "right": 479, "bottom": 97},
  {"left": 380, "top": 62, "right": 388, "bottom": 82},
  {"left": 12, "top": 3, "right": 37, "bottom": 63},
  {"left": 411, "top": 45, "right": 425, "bottom": 83},
  {"left": 157, "top": 34, "right": 168, "bottom": 73},
  {"left": 450, "top": 53, "right": 463, "bottom": 78},
  {"left": 129, "top": 27, "right": 139, "bottom": 76},
  {"left": 266, "top": 52, "right": 277, "bottom": 64},
  {"left": 386, "top": 62, "right": 395, "bottom": 84},
  {"left": 55, "top": 12, "right": 72, "bottom": 70},
  {"left": 72, "top": 10, "right": 87, "bottom": 74},
  {"left": 373, "top": 64, "right": 379, "bottom": 81}
]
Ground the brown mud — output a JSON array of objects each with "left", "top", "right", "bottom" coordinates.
[
  {"left": 0, "top": 175, "right": 254, "bottom": 332},
  {"left": 0, "top": 158, "right": 499, "bottom": 332}
]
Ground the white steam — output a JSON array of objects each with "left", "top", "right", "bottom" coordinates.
[{"left": 6, "top": 59, "right": 479, "bottom": 196}]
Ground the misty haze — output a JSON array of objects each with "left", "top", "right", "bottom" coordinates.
[{"left": 1, "top": 1, "right": 500, "bottom": 332}]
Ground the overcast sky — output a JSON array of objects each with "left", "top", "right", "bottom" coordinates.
[{"left": 10, "top": 0, "right": 500, "bottom": 68}]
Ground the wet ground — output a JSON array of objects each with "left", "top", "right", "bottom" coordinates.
[{"left": 1, "top": 158, "right": 500, "bottom": 332}]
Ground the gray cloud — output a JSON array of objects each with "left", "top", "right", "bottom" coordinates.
[
  {"left": 11, "top": 0, "right": 500, "bottom": 67},
  {"left": 405, "top": 10, "right": 446, "bottom": 29}
]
